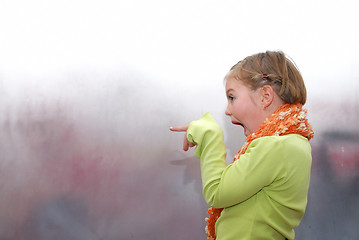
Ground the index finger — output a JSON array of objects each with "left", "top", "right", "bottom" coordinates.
[{"left": 169, "top": 124, "right": 189, "bottom": 132}]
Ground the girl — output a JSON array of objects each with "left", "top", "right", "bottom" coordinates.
[{"left": 170, "top": 51, "right": 314, "bottom": 240}]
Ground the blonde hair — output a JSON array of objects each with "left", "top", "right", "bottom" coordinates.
[{"left": 227, "top": 50, "right": 307, "bottom": 105}]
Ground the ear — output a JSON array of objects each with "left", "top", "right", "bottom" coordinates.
[{"left": 260, "top": 85, "right": 274, "bottom": 109}]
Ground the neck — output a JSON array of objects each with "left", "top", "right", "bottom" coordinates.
[{"left": 262, "top": 98, "right": 285, "bottom": 122}]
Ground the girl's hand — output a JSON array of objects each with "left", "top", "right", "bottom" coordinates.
[{"left": 170, "top": 124, "right": 196, "bottom": 151}]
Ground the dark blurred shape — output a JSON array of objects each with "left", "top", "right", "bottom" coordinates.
[
  {"left": 296, "top": 130, "right": 359, "bottom": 239},
  {"left": 170, "top": 156, "right": 201, "bottom": 188},
  {"left": 316, "top": 131, "right": 359, "bottom": 183},
  {"left": 21, "top": 196, "right": 97, "bottom": 240}
]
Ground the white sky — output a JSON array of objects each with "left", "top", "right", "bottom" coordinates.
[{"left": 1, "top": 0, "right": 358, "bottom": 74}]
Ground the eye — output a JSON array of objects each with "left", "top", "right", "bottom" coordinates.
[{"left": 227, "top": 95, "right": 234, "bottom": 102}]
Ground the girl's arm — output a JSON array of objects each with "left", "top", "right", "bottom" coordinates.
[{"left": 170, "top": 113, "right": 227, "bottom": 205}]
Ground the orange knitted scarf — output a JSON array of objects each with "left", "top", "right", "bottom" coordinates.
[{"left": 205, "top": 103, "right": 314, "bottom": 240}]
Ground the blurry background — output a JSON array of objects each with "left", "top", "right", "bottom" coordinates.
[{"left": 0, "top": 0, "right": 358, "bottom": 239}]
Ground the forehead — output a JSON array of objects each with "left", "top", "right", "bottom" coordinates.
[
  {"left": 225, "top": 76, "right": 245, "bottom": 92},
  {"left": 224, "top": 68, "right": 245, "bottom": 85}
]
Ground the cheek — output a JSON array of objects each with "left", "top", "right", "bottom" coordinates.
[{"left": 232, "top": 103, "right": 244, "bottom": 117}]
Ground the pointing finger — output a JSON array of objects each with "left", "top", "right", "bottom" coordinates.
[{"left": 169, "top": 124, "right": 189, "bottom": 132}]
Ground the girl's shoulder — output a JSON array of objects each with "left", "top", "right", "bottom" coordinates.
[
  {"left": 247, "top": 134, "right": 311, "bottom": 157},
  {"left": 253, "top": 134, "right": 309, "bottom": 145}
]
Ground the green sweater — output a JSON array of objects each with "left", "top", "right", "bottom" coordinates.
[{"left": 187, "top": 113, "right": 312, "bottom": 240}]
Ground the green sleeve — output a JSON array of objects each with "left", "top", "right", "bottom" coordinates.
[
  {"left": 186, "top": 112, "right": 227, "bottom": 206},
  {"left": 209, "top": 138, "right": 286, "bottom": 208}
]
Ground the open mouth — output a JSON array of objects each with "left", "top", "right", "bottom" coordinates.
[{"left": 232, "top": 121, "right": 244, "bottom": 127}]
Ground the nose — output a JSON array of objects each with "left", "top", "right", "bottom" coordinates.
[{"left": 225, "top": 105, "right": 231, "bottom": 116}]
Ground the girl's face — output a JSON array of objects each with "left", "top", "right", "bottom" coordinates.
[{"left": 225, "top": 77, "right": 266, "bottom": 136}]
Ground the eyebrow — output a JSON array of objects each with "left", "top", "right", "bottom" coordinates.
[{"left": 226, "top": 89, "right": 234, "bottom": 95}]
